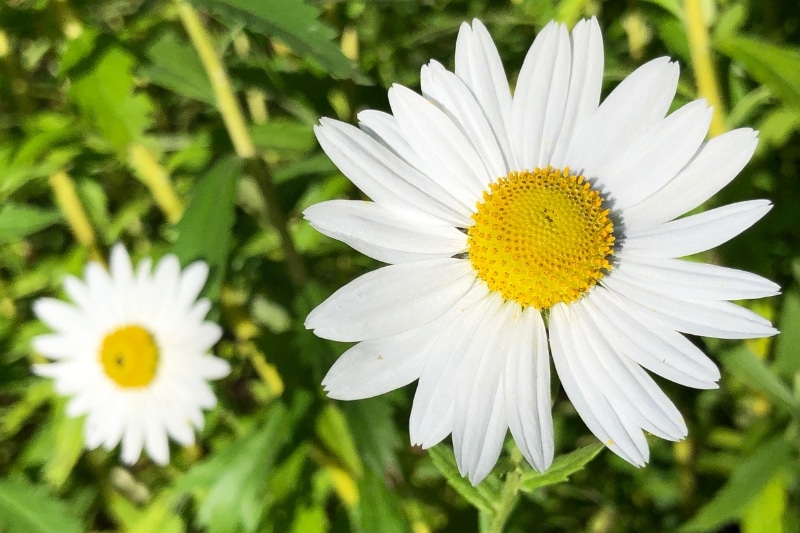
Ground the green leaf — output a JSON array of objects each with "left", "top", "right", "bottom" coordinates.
[
  {"left": 289, "top": 505, "right": 328, "bottom": 533},
  {"left": 141, "top": 33, "right": 215, "bottom": 105},
  {"left": 715, "top": 35, "right": 800, "bottom": 112},
  {"left": 742, "top": 471, "right": 787, "bottom": 533},
  {"left": 191, "top": 0, "right": 368, "bottom": 83},
  {"left": 774, "top": 288, "right": 800, "bottom": 378},
  {"left": 427, "top": 445, "right": 494, "bottom": 515},
  {"left": 177, "top": 405, "right": 289, "bottom": 533},
  {"left": 315, "top": 405, "right": 363, "bottom": 477},
  {"left": 680, "top": 437, "right": 793, "bottom": 532},
  {"left": 171, "top": 156, "right": 240, "bottom": 299},
  {"left": 249, "top": 120, "right": 316, "bottom": 152},
  {"left": 0, "top": 477, "right": 82, "bottom": 533},
  {"left": 42, "top": 407, "right": 84, "bottom": 490},
  {"left": 0, "top": 204, "right": 61, "bottom": 245},
  {"left": 722, "top": 346, "right": 799, "bottom": 415},
  {"left": 351, "top": 469, "right": 410, "bottom": 533},
  {"left": 66, "top": 31, "right": 154, "bottom": 154},
  {"left": 518, "top": 443, "right": 604, "bottom": 494}
]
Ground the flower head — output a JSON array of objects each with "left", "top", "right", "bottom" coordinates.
[
  {"left": 305, "top": 18, "right": 779, "bottom": 484},
  {"left": 32, "top": 244, "right": 230, "bottom": 465}
]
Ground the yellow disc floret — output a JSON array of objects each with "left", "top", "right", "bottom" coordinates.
[
  {"left": 100, "top": 325, "right": 159, "bottom": 388},
  {"left": 467, "top": 167, "right": 615, "bottom": 309}
]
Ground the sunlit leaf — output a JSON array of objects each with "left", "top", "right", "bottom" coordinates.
[
  {"left": 427, "top": 445, "right": 495, "bottom": 515},
  {"left": 0, "top": 204, "right": 60, "bottom": 245},
  {"left": 742, "top": 471, "right": 787, "bottom": 533},
  {"left": 774, "top": 288, "right": 800, "bottom": 378},
  {"left": 722, "top": 346, "right": 799, "bottom": 415},
  {"left": 141, "top": 33, "right": 215, "bottom": 105}
]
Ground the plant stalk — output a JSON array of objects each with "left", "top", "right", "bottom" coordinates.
[
  {"left": 49, "top": 170, "right": 102, "bottom": 263},
  {"left": 684, "top": 0, "right": 727, "bottom": 136}
]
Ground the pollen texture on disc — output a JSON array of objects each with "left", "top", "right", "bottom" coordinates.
[{"left": 467, "top": 167, "right": 615, "bottom": 309}]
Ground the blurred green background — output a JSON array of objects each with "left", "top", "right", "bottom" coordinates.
[{"left": 1, "top": 0, "right": 799, "bottom": 531}]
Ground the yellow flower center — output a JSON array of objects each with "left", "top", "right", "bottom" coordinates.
[
  {"left": 99, "top": 325, "right": 159, "bottom": 388},
  {"left": 467, "top": 167, "right": 615, "bottom": 309}
]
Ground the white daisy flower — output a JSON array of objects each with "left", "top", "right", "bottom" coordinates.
[
  {"left": 305, "top": 18, "right": 779, "bottom": 484},
  {"left": 32, "top": 244, "right": 230, "bottom": 465}
]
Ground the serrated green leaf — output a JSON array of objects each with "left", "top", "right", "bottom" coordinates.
[
  {"left": 342, "top": 396, "right": 402, "bottom": 475},
  {"left": 722, "top": 346, "right": 799, "bottom": 415},
  {"left": 715, "top": 35, "right": 800, "bottom": 112},
  {"left": 352, "top": 469, "right": 410, "bottom": 533},
  {"left": 427, "top": 445, "right": 494, "bottom": 515},
  {"left": 0, "top": 204, "right": 60, "bottom": 245},
  {"left": 680, "top": 437, "right": 793, "bottom": 532},
  {"left": 518, "top": 443, "right": 604, "bottom": 494},
  {"left": 141, "top": 32, "right": 215, "bottom": 105},
  {"left": 66, "top": 33, "right": 154, "bottom": 154},
  {"left": 171, "top": 156, "right": 240, "bottom": 300},
  {"left": 191, "top": 0, "right": 368, "bottom": 83},
  {"left": 0, "top": 477, "right": 82, "bottom": 533}
]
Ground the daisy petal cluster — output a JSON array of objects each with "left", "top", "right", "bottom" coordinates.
[
  {"left": 304, "top": 18, "right": 779, "bottom": 484},
  {"left": 32, "top": 244, "right": 230, "bottom": 465}
]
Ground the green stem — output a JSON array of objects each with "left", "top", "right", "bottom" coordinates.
[
  {"left": 178, "top": 0, "right": 308, "bottom": 288},
  {"left": 488, "top": 471, "right": 521, "bottom": 533},
  {"left": 684, "top": 0, "right": 727, "bottom": 136}
]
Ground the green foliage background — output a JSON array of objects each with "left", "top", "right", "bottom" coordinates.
[{"left": 1, "top": 0, "right": 799, "bottom": 531}]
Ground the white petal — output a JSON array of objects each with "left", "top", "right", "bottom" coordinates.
[
  {"left": 550, "top": 303, "right": 649, "bottom": 466},
  {"left": 567, "top": 57, "right": 679, "bottom": 178},
  {"left": 176, "top": 261, "right": 209, "bottom": 310},
  {"left": 623, "top": 128, "right": 759, "bottom": 229},
  {"left": 573, "top": 299, "right": 687, "bottom": 441},
  {"left": 602, "top": 274, "right": 778, "bottom": 339},
  {"left": 304, "top": 200, "right": 467, "bottom": 264},
  {"left": 120, "top": 410, "right": 146, "bottom": 464},
  {"left": 454, "top": 19, "right": 514, "bottom": 166},
  {"left": 109, "top": 244, "right": 135, "bottom": 311},
  {"left": 511, "top": 22, "right": 571, "bottom": 169},
  {"left": 551, "top": 17, "right": 604, "bottom": 168},
  {"left": 144, "top": 408, "right": 170, "bottom": 465},
  {"left": 588, "top": 287, "right": 720, "bottom": 387},
  {"left": 357, "top": 109, "right": 425, "bottom": 169},
  {"left": 33, "top": 298, "right": 93, "bottom": 336},
  {"left": 322, "top": 324, "right": 434, "bottom": 400},
  {"left": 389, "top": 84, "right": 489, "bottom": 200},
  {"left": 63, "top": 275, "right": 112, "bottom": 328},
  {"left": 452, "top": 297, "right": 513, "bottom": 484},
  {"left": 316, "top": 118, "right": 470, "bottom": 225},
  {"left": 410, "top": 284, "right": 491, "bottom": 448},
  {"left": 85, "top": 262, "right": 121, "bottom": 323},
  {"left": 621, "top": 200, "right": 772, "bottom": 258},
  {"left": 305, "top": 258, "right": 476, "bottom": 342},
  {"left": 614, "top": 257, "right": 780, "bottom": 301},
  {"left": 32, "top": 333, "right": 89, "bottom": 360},
  {"left": 421, "top": 60, "right": 508, "bottom": 177},
  {"left": 604, "top": 100, "right": 713, "bottom": 210},
  {"left": 503, "top": 306, "right": 554, "bottom": 471}
]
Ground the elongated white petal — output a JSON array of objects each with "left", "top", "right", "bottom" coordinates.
[
  {"left": 504, "top": 306, "right": 554, "bottom": 471},
  {"left": 316, "top": 118, "right": 470, "bottom": 225},
  {"left": 33, "top": 298, "right": 91, "bottom": 336},
  {"left": 306, "top": 259, "right": 476, "bottom": 342},
  {"left": 550, "top": 17, "right": 604, "bottom": 168},
  {"left": 511, "top": 22, "right": 571, "bottom": 169},
  {"left": 389, "top": 84, "right": 490, "bottom": 199},
  {"left": 604, "top": 100, "right": 713, "bottom": 210},
  {"left": 589, "top": 287, "right": 720, "bottom": 387},
  {"left": 452, "top": 297, "right": 513, "bottom": 484},
  {"left": 567, "top": 57, "right": 679, "bottom": 179},
  {"left": 357, "top": 109, "right": 425, "bottom": 169},
  {"left": 613, "top": 257, "right": 780, "bottom": 301},
  {"left": 410, "top": 284, "right": 491, "bottom": 448},
  {"left": 602, "top": 275, "right": 778, "bottom": 339},
  {"left": 623, "top": 128, "right": 759, "bottom": 229},
  {"left": 422, "top": 60, "right": 508, "bottom": 177},
  {"left": 304, "top": 200, "right": 467, "bottom": 264},
  {"left": 573, "top": 299, "right": 687, "bottom": 441},
  {"left": 454, "top": 19, "right": 514, "bottom": 166},
  {"left": 322, "top": 323, "right": 435, "bottom": 400},
  {"left": 622, "top": 200, "right": 772, "bottom": 258},
  {"left": 144, "top": 405, "right": 170, "bottom": 465},
  {"left": 550, "top": 303, "right": 649, "bottom": 465}
]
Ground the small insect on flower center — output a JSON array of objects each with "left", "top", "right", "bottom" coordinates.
[
  {"left": 100, "top": 325, "right": 159, "bottom": 388},
  {"left": 467, "top": 167, "right": 615, "bottom": 309}
]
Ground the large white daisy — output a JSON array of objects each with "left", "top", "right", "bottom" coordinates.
[
  {"left": 304, "top": 18, "right": 779, "bottom": 484},
  {"left": 32, "top": 244, "right": 230, "bottom": 465}
]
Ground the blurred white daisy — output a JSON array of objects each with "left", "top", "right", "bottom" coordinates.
[
  {"left": 305, "top": 18, "right": 779, "bottom": 484},
  {"left": 32, "top": 244, "right": 230, "bottom": 465}
]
